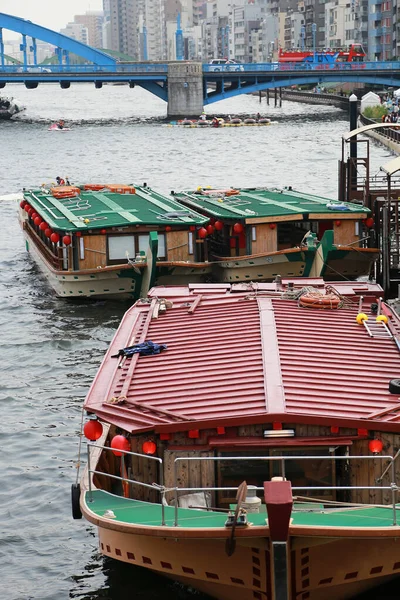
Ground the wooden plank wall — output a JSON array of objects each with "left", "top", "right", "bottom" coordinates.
[
  {"left": 251, "top": 224, "right": 277, "bottom": 254},
  {"left": 350, "top": 434, "right": 400, "bottom": 506},
  {"left": 166, "top": 230, "right": 191, "bottom": 261},
  {"left": 333, "top": 220, "right": 359, "bottom": 246},
  {"left": 79, "top": 235, "right": 107, "bottom": 269},
  {"left": 164, "top": 450, "right": 215, "bottom": 505}
]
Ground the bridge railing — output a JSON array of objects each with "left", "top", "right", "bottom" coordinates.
[
  {"left": 203, "top": 60, "right": 400, "bottom": 73},
  {"left": 0, "top": 63, "right": 169, "bottom": 74}
]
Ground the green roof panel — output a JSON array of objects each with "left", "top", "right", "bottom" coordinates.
[
  {"left": 175, "top": 187, "right": 371, "bottom": 221},
  {"left": 23, "top": 185, "right": 208, "bottom": 233}
]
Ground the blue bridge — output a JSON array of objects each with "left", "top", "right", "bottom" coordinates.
[{"left": 2, "top": 11, "right": 400, "bottom": 116}]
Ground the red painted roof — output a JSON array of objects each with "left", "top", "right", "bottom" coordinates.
[{"left": 84, "top": 281, "right": 400, "bottom": 434}]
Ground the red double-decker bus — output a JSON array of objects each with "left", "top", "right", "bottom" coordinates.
[{"left": 278, "top": 44, "right": 366, "bottom": 64}]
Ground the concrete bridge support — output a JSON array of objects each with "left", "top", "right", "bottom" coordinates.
[{"left": 167, "top": 62, "right": 203, "bottom": 118}]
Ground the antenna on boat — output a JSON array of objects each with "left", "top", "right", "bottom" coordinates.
[{"left": 358, "top": 295, "right": 364, "bottom": 313}]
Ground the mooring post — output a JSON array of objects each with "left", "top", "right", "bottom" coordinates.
[
  {"left": 349, "top": 93, "right": 358, "bottom": 189},
  {"left": 267, "top": 89, "right": 270, "bottom": 105},
  {"left": 274, "top": 88, "right": 277, "bottom": 107},
  {"left": 279, "top": 87, "right": 282, "bottom": 107}
]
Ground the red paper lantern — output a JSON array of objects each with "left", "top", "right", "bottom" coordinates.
[
  {"left": 40, "top": 222, "right": 48, "bottom": 231},
  {"left": 233, "top": 222, "right": 244, "bottom": 234},
  {"left": 28, "top": 207, "right": 35, "bottom": 216},
  {"left": 206, "top": 224, "right": 215, "bottom": 235},
  {"left": 165, "top": 225, "right": 172, "bottom": 232},
  {"left": 75, "top": 231, "right": 82, "bottom": 237},
  {"left": 100, "top": 229, "right": 107, "bottom": 234},
  {"left": 63, "top": 235, "right": 72, "bottom": 246},
  {"left": 368, "top": 439, "right": 383, "bottom": 454},
  {"left": 45, "top": 228, "right": 52, "bottom": 238},
  {"left": 269, "top": 223, "right": 277, "bottom": 230},
  {"left": 189, "top": 225, "right": 196, "bottom": 232},
  {"left": 83, "top": 419, "right": 103, "bottom": 441},
  {"left": 34, "top": 217, "right": 42, "bottom": 226},
  {"left": 209, "top": 217, "right": 215, "bottom": 225},
  {"left": 31, "top": 212, "right": 38, "bottom": 221},
  {"left": 50, "top": 232, "right": 60, "bottom": 244},
  {"left": 198, "top": 227, "right": 208, "bottom": 239},
  {"left": 20, "top": 200, "right": 26, "bottom": 209},
  {"left": 214, "top": 220, "right": 224, "bottom": 231},
  {"left": 365, "top": 217, "right": 374, "bottom": 228},
  {"left": 24, "top": 204, "right": 31, "bottom": 213},
  {"left": 111, "top": 435, "right": 130, "bottom": 456},
  {"left": 335, "top": 220, "right": 342, "bottom": 227},
  {"left": 142, "top": 440, "right": 157, "bottom": 455}
]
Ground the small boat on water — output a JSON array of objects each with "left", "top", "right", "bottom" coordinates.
[
  {"left": 0, "top": 95, "right": 25, "bottom": 120},
  {"left": 173, "top": 186, "right": 379, "bottom": 282},
  {"left": 166, "top": 118, "right": 274, "bottom": 128},
  {"left": 18, "top": 183, "right": 211, "bottom": 299},
  {"left": 75, "top": 279, "right": 400, "bottom": 600}
]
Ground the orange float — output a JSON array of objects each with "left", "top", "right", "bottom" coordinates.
[
  {"left": 51, "top": 186, "right": 80, "bottom": 199},
  {"left": 105, "top": 184, "right": 136, "bottom": 194},
  {"left": 83, "top": 184, "right": 107, "bottom": 191},
  {"left": 299, "top": 292, "right": 341, "bottom": 309}
]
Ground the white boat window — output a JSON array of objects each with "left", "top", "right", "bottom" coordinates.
[
  {"left": 108, "top": 235, "right": 135, "bottom": 260},
  {"left": 138, "top": 233, "right": 166, "bottom": 259}
]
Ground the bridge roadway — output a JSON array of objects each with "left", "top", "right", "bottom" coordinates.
[{"left": 1, "top": 61, "right": 400, "bottom": 116}]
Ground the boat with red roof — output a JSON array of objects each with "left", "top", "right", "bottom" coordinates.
[{"left": 74, "top": 278, "right": 400, "bottom": 600}]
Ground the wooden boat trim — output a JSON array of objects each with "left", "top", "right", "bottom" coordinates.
[{"left": 80, "top": 501, "right": 400, "bottom": 540}]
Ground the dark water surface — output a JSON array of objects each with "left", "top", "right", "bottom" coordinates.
[{"left": 0, "top": 84, "right": 397, "bottom": 599}]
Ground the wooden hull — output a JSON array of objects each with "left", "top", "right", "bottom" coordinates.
[
  {"left": 212, "top": 249, "right": 314, "bottom": 283},
  {"left": 156, "top": 262, "right": 212, "bottom": 285},
  {"left": 23, "top": 229, "right": 144, "bottom": 299},
  {"left": 88, "top": 515, "right": 400, "bottom": 600}
]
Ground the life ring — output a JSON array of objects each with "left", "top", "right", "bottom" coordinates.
[
  {"left": 71, "top": 483, "right": 82, "bottom": 519},
  {"left": 105, "top": 184, "right": 136, "bottom": 194},
  {"left": 299, "top": 292, "right": 341, "bottom": 309},
  {"left": 201, "top": 189, "right": 240, "bottom": 197},
  {"left": 83, "top": 184, "right": 106, "bottom": 191},
  {"left": 51, "top": 186, "right": 80, "bottom": 199}
]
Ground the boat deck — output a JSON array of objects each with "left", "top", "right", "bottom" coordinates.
[{"left": 86, "top": 490, "right": 399, "bottom": 529}]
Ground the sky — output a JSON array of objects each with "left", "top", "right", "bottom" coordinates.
[{"left": 1, "top": 1, "right": 104, "bottom": 39}]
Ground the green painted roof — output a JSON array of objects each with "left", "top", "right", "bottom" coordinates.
[
  {"left": 175, "top": 187, "right": 371, "bottom": 221},
  {"left": 22, "top": 185, "right": 208, "bottom": 233}
]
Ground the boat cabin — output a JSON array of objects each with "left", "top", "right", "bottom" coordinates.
[{"left": 174, "top": 187, "right": 372, "bottom": 258}]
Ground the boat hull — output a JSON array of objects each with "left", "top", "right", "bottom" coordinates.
[
  {"left": 23, "top": 229, "right": 143, "bottom": 299},
  {"left": 90, "top": 518, "right": 400, "bottom": 600},
  {"left": 212, "top": 249, "right": 313, "bottom": 282}
]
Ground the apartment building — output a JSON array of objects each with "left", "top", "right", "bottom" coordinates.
[{"left": 73, "top": 11, "right": 104, "bottom": 48}]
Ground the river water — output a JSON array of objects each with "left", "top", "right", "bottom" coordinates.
[{"left": 0, "top": 83, "right": 397, "bottom": 600}]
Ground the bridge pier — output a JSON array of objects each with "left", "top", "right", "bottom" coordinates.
[{"left": 167, "top": 62, "right": 203, "bottom": 119}]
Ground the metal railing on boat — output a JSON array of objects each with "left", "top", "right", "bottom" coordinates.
[{"left": 86, "top": 445, "right": 400, "bottom": 527}]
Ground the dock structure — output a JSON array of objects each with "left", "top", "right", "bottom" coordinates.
[{"left": 338, "top": 122, "right": 400, "bottom": 296}]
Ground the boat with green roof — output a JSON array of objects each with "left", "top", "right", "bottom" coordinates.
[
  {"left": 19, "top": 183, "right": 211, "bottom": 299},
  {"left": 173, "top": 186, "right": 379, "bottom": 283}
]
